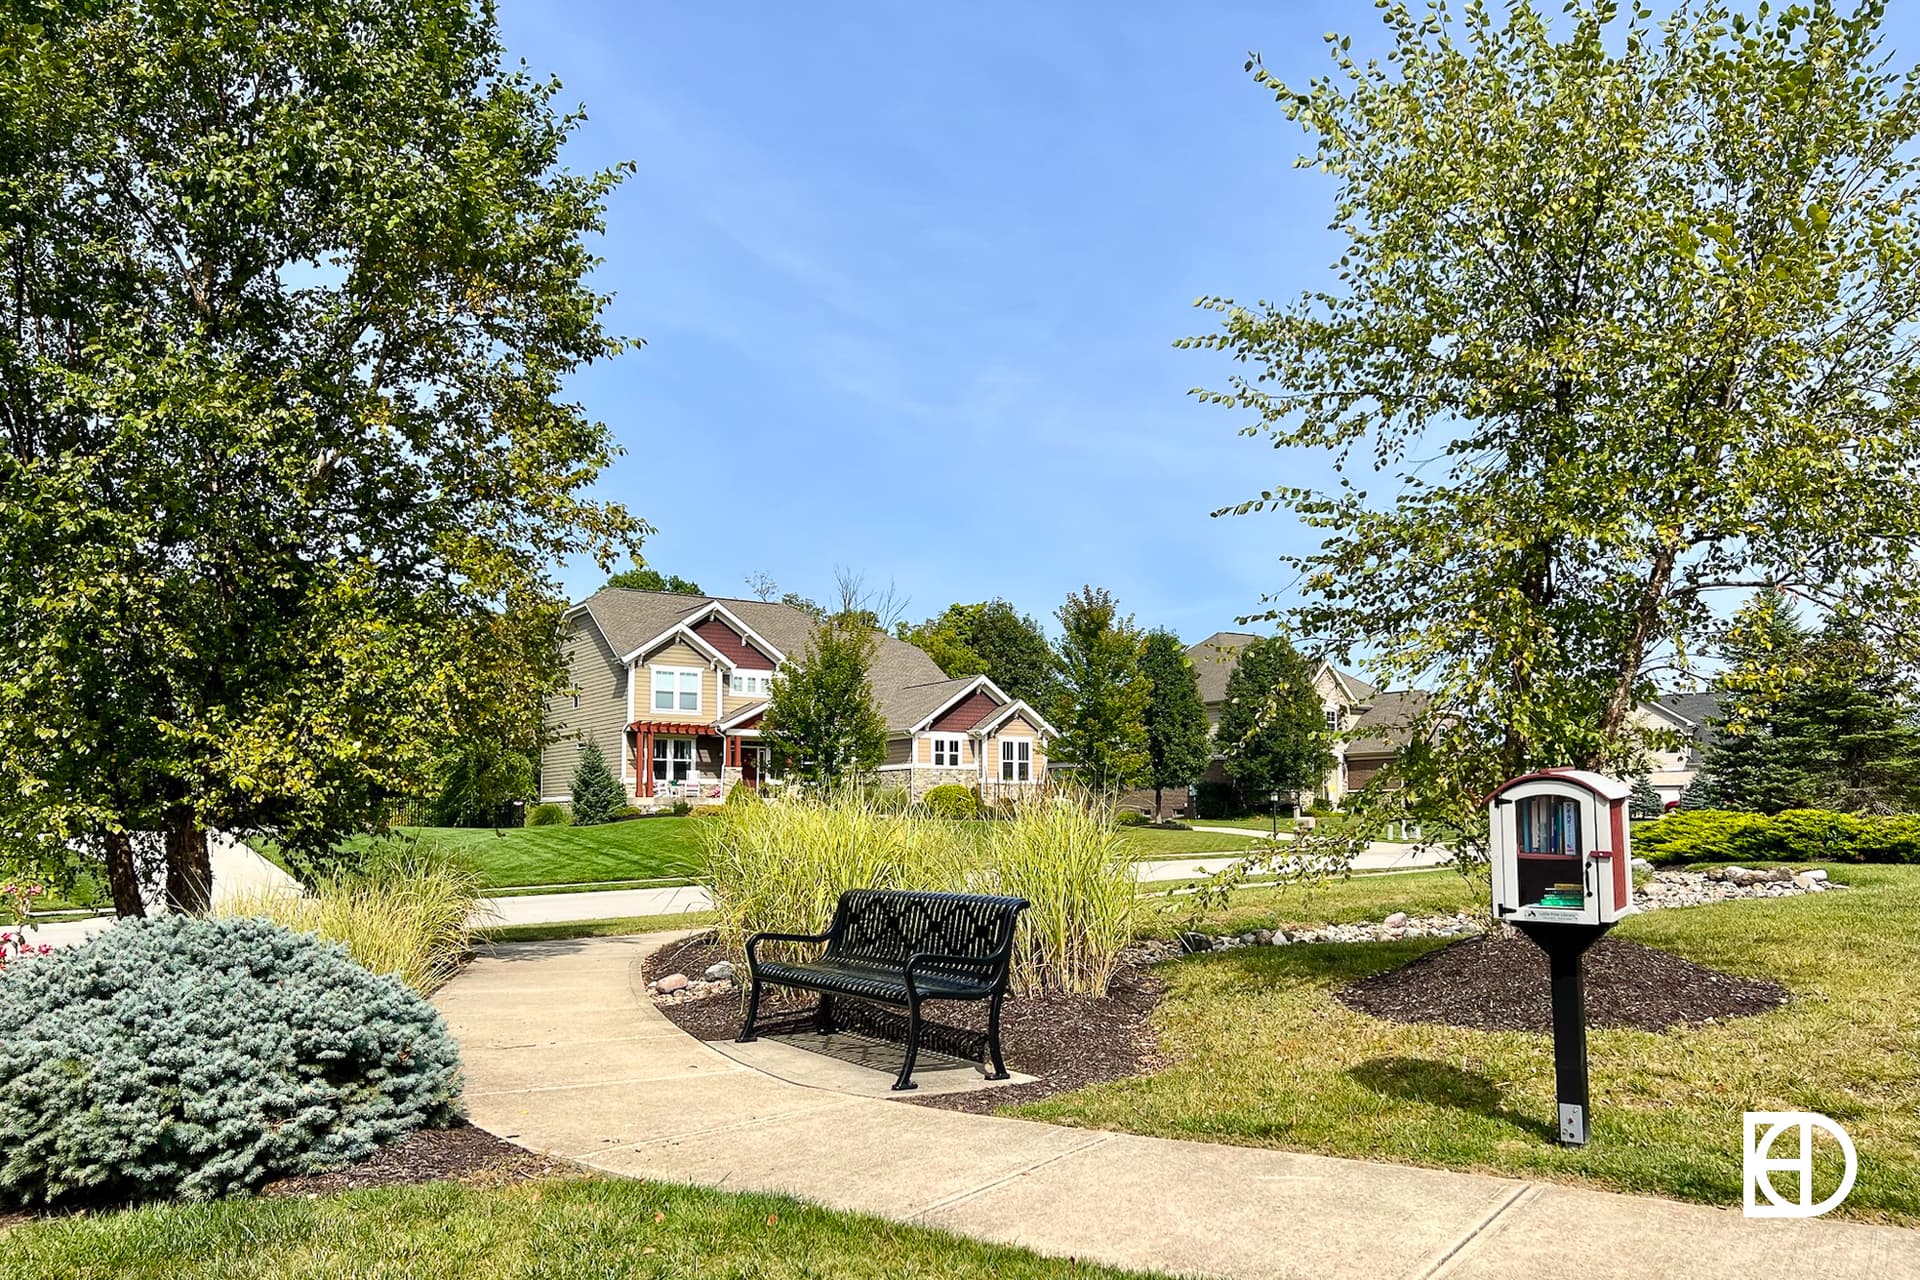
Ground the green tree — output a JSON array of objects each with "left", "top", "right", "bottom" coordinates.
[
  {"left": 1628, "top": 776, "right": 1665, "bottom": 821},
  {"left": 1214, "top": 637, "right": 1331, "bottom": 805},
  {"left": 1139, "top": 631, "right": 1212, "bottom": 820},
  {"left": 897, "top": 600, "right": 1057, "bottom": 707},
  {"left": 429, "top": 739, "right": 537, "bottom": 829},
  {"left": 1696, "top": 591, "right": 1920, "bottom": 812},
  {"left": 1048, "top": 588, "right": 1149, "bottom": 793},
  {"left": 0, "top": 0, "right": 641, "bottom": 912},
  {"left": 760, "top": 588, "right": 890, "bottom": 788},
  {"left": 1192, "top": 0, "right": 1920, "bottom": 851},
  {"left": 605, "top": 560, "right": 702, "bottom": 595},
  {"left": 569, "top": 742, "right": 625, "bottom": 827}
]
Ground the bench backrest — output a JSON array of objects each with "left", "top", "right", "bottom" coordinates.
[{"left": 827, "top": 890, "right": 1027, "bottom": 971}]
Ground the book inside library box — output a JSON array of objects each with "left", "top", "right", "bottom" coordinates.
[{"left": 1516, "top": 795, "right": 1586, "bottom": 909}]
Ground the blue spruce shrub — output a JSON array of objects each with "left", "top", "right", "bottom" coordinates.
[{"left": 0, "top": 915, "right": 462, "bottom": 1206}]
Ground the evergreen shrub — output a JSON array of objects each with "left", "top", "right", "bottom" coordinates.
[
  {"left": 1632, "top": 808, "right": 1920, "bottom": 865},
  {"left": 922, "top": 784, "right": 977, "bottom": 819},
  {"left": 0, "top": 916, "right": 461, "bottom": 1206}
]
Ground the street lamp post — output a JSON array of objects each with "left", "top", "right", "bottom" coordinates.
[{"left": 1269, "top": 790, "right": 1280, "bottom": 839}]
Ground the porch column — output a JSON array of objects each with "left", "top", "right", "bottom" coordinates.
[{"left": 641, "top": 728, "right": 653, "bottom": 799}]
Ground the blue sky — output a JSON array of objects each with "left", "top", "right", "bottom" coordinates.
[{"left": 499, "top": 2, "right": 1920, "bottom": 645}]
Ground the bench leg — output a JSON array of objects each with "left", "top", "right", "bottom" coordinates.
[
  {"left": 892, "top": 997, "right": 923, "bottom": 1091},
  {"left": 736, "top": 979, "right": 763, "bottom": 1044},
  {"left": 816, "top": 993, "right": 836, "bottom": 1034},
  {"left": 985, "top": 989, "right": 1010, "bottom": 1080}
]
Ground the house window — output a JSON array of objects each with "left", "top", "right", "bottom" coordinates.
[
  {"left": 730, "top": 671, "right": 773, "bottom": 696},
  {"left": 1325, "top": 707, "right": 1340, "bottom": 733},
  {"left": 1000, "top": 738, "right": 1032, "bottom": 783},
  {"left": 652, "top": 667, "right": 700, "bottom": 713},
  {"left": 932, "top": 736, "right": 962, "bottom": 767},
  {"left": 652, "top": 737, "right": 694, "bottom": 785}
]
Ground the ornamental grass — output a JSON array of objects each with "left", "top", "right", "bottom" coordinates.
[{"left": 700, "top": 786, "right": 1133, "bottom": 995}]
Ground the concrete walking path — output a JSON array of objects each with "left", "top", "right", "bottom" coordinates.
[
  {"left": 436, "top": 933, "right": 1918, "bottom": 1280},
  {"left": 28, "top": 846, "right": 1446, "bottom": 951}
]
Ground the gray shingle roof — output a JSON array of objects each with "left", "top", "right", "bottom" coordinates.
[
  {"left": 1187, "top": 631, "right": 1264, "bottom": 705},
  {"left": 1653, "top": 691, "right": 1722, "bottom": 765},
  {"left": 574, "top": 589, "right": 952, "bottom": 733},
  {"left": 1185, "top": 631, "right": 1379, "bottom": 708},
  {"left": 1346, "top": 689, "right": 1431, "bottom": 756}
]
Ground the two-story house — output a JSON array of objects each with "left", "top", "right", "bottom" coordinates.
[
  {"left": 1186, "top": 631, "right": 1429, "bottom": 808},
  {"left": 540, "top": 589, "right": 1057, "bottom": 807},
  {"left": 1186, "top": 631, "right": 1719, "bottom": 810}
]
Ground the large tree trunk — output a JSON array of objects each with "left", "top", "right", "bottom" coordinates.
[
  {"left": 164, "top": 815, "right": 213, "bottom": 914},
  {"left": 1153, "top": 784, "right": 1163, "bottom": 822},
  {"left": 102, "top": 829, "right": 147, "bottom": 918},
  {"left": 1589, "top": 545, "right": 1680, "bottom": 769}
]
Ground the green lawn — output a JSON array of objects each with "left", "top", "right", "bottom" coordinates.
[
  {"left": 1014, "top": 863, "right": 1920, "bottom": 1223},
  {"left": 7, "top": 1177, "right": 1163, "bottom": 1279},
  {"left": 1114, "top": 826, "right": 1263, "bottom": 858},
  {"left": 1135, "top": 867, "right": 1482, "bottom": 938},
  {"left": 411, "top": 820, "right": 705, "bottom": 890},
  {"left": 476, "top": 910, "right": 722, "bottom": 944}
]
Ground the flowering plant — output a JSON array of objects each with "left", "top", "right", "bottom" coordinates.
[{"left": 0, "top": 881, "right": 53, "bottom": 971}]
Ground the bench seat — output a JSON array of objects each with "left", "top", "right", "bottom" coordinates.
[
  {"left": 737, "top": 888, "right": 1029, "bottom": 1090},
  {"left": 751, "top": 956, "right": 997, "bottom": 1003}
]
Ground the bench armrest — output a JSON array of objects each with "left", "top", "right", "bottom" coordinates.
[
  {"left": 744, "top": 928, "right": 834, "bottom": 974},
  {"left": 904, "top": 949, "right": 1010, "bottom": 998}
]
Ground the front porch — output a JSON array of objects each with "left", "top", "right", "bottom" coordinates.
[{"left": 625, "top": 720, "right": 773, "bottom": 809}]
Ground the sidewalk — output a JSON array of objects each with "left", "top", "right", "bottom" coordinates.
[
  {"left": 437, "top": 933, "right": 1918, "bottom": 1280},
  {"left": 30, "top": 848, "right": 1446, "bottom": 950}
]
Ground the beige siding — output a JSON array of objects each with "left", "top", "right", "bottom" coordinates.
[
  {"left": 915, "top": 733, "right": 975, "bottom": 766},
  {"left": 541, "top": 617, "right": 631, "bottom": 801},
  {"left": 638, "top": 641, "right": 720, "bottom": 726},
  {"left": 983, "top": 715, "right": 1046, "bottom": 782}
]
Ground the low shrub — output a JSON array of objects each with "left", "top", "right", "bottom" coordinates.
[
  {"left": 671, "top": 800, "right": 692, "bottom": 817},
  {"left": 1114, "top": 809, "right": 1148, "bottom": 826},
  {"left": 725, "top": 782, "right": 760, "bottom": 806},
  {"left": 526, "top": 802, "right": 568, "bottom": 827},
  {"left": 1632, "top": 808, "right": 1920, "bottom": 865},
  {"left": 217, "top": 839, "right": 481, "bottom": 994},
  {"left": 0, "top": 916, "right": 461, "bottom": 1206},
  {"left": 922, "top": 784, "right": 978, "bottom": 820}
]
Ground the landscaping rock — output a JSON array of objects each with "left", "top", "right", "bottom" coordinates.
[
  {"left": 1383, "top": 912, "right": 1410, "bottom": 929},
  {"left": 1177, "top": 931, "right": 1213, "bottom": 953},
  {"left": 703, "top": 961, "right": 735, "bottom": 983},
  {"left": 655, "top": 973, "right": 689, "bottom": 994}
]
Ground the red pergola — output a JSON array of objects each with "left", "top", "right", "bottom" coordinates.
[{"left": 627, "top": 719, "right": 717, "bottom": 799}]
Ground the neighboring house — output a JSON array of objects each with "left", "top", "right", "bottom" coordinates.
[
  {"left": 1637, "top": 692, "right": 1722, "bottom": 806},
  {"left": 1187, "top": 631, "right": 1721, "bottom": 810},
  {"left": 1185, "top": 631, "right": 1431, "bottom": 809},
  {"left": 540, "top": 589, "right": 1057, "bottom": 808}
]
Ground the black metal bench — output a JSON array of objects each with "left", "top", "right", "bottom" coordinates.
[{"left": 737, "top": 889, "right": 1029, "bottom": 1091}]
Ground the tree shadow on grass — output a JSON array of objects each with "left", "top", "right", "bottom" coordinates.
[{"left": 1349, "top": 1056, "right": 1557, "bottom": 1142}]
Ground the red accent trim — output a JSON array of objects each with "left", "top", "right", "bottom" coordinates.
[
  {"left": 693, "top": 617, "right": 773, "bottom": 668},
  {"left": 1483, "top": 768, "right": 1616, "bottom": 806},
  {"left": 931, "top": 689, "right": 1001, "bottom": 732},
  {"left": 1611, "top": 802, "right": 1630, "bottom": 906}
]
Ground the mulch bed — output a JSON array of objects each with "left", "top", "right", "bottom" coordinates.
[
  {"left": 1336, "top": 932, "right": 1790, "bottom": 1033},
  {"left": 259, "top": 1119, "right": 578, "bottom": 1197},
  {"left": 0, "top": 1121, "right": 573, "bottom": 1232},
  {"left": 644, "top": 932, "right": 1166, "bottom": 1114}
]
